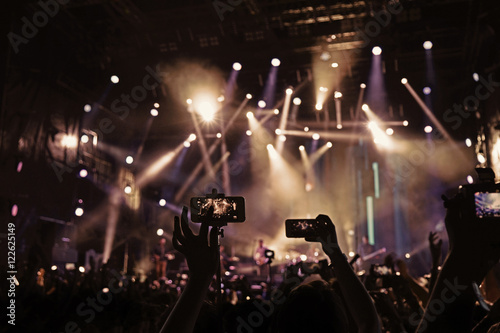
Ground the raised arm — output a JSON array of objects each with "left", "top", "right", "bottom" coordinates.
[
  {"left": 159, "top": 206, "right": 219, "bottom": 333},
  {"left": 417, "top": 195, "right": 500, "bottom": 333},
  {"left": 312, "top": 214, "right": 382, "bottom": 333}
]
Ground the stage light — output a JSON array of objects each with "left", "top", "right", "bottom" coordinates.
[
  {"left": 150, "top": 108, "right": 159, "bottom": 117},
  {"left": 423, "top": 87, "right": 431, "bottom": 95},
  {"left": 271, "top": 58, "right": 281, "bottom": 67},
  {"left": 299, "top": 145, "right": 305, "bottom": 151},
  {"left": 360, "top": 83, "right": 366, "bottom": 89},
  {"left": 157, "top": 228, "right": 164, "bottom": 236},
  {"left": 293, "top": 97, "right": 301, "bottom": 105},
  {"left": 154, "top": 103, "right": 160, "bottom": 108},
  {"left": 233, "top": 62, "right": 242, "bottom": 71},
  {"left": 305, "top": 182, "right": 313, "bottom": 192},
  {"left": 81, "top": 134, "right": 89, "bottom": 143},
  {"left": 372, "top": 46, "right": 382, "bottom": 55},
  {"left": 312, "top": 133, "right": 320, "bottom": 140},
  {"left": 331, "top": 62, "right": 339, "bottom": 68},
  {"left": 403, "top": 120, "right": 409, "bottom": 126},
  {"left": 334, "top": 91, "right": 342, "bottom": 99},
  {"left": 477, "top": 153, "right": 486, "bottom": 164},
  {"left": 61, "top": 134, "right": 78, "bottom": 148},
  {"left": 348, "top": 230, "right": 355, "bottom": 236},
  {"left": 79, "top": 266, "right": 85, "bottom": 273},
  {"left": 266, "top": 144, "right": 274, "bottom": 150},
  {"left": 159, "top": 199, "right": 166, "bottom": 206},
  {"left": 362, "top": 104, "right": 369, "bottom": 112},
  {"left": 246, "top": 111, "right": 254, "bottom": 119},
  {"left": 246, "top": 93, "right": 253, "bottom": 99},
  {"left": 401, "top": 78, "right": 408, "bottom": 85},
  {"left": 319, "top": 86, "right": 328, "bottom": 92},
  {"left": 424, "top": 125, "right": 433, "bottom": 133},
  {"left": 17, "top": 161, "right": 23, "bottom": 173},
  {"left": 473, "top": 73, "right": 479, "bottom": 82},
  {"left": 300, "top": 254, "right": 307, "bottom": 261},
  {"left": 279, "top": 135, "right": 286, "bottom": 142},
  {"left": 183, "top": 141, "right": 191, "bottom": 148},
  {"left": 124, "top": 185, "right": 132, "bottom": 194},
  {"left": 102, "top": 287, "right": 109, "bottom": 293},
  {"left": 315, "top": 103, "right": 323, "bottom": 111},
  {"left": 258, "top": 100, "right": 266, "bottom": 108},
  {"left": 275, "top": 129, "right": 282, "bottom": 135},
  {"left": 337, "top": 124, "right": 343, "bottom": 129},
  {"left": 348, "top": 251, "right": 355, "bottom": 257},
  {"left": 217, "top": 95, "right": 225, "bottom": 102},
  {"left": 286, "top": 88, "right": 293, "bottom": 95},
  {"left": 79, "top": 169, "right": 88, "bottom": 178},
  {"left": 51, "top": 265, "right": 57, "bottom": 271},
  {"left": 405, "top": 253, "right": 411, "bottom": 259},
  {"left": 467, "top": 175, "right": 474, "bottom": 184},
  {"left": 304, "top": 127, "right": 309, "bottom": 132},
  {"left": 188, "top": 133, "right": 196, "bottom": 142},
  {"left": 125, "top": 155, "right": 134, "bottom": 164},
  {"left": 186, "top": 98, "right": 192, "bottom": 105},
  {"left": 75, "top": 207, "right": 84, "bottom": 216},
  {"left": 327, "top": 142, "right": 333, "bottom": 148},
  {"left": 274, "top": 109, "right": 280, "bottom": 115},
  {"left": 246, "top": 130, "right": 252, "bottom": 136},
  {"left": 423, "top": 41, "right": 433, "bottom": 50},
  {"left": 195, "top": 100, "right": 217, "bottom": 122},
  {"left": 110, "top": 75, "right": 119, "bottom": 84},
  {"left": 465, "top": 138, "right": 472, "bottom": 147},
  {"left": 386, "top": 128, "right": 394, "bottom": 136},
  {"left": 216, "top": 132, "right": 222, "bottom": 138},
  {"left": 83, "top": 104, "right": 92, "bottom": 112},
  {"left": 11, "top": 204, "right": 18, "bottom": 217}
]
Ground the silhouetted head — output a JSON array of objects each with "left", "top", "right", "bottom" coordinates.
[{"left": 275, "top": 280, "right": 348, "bottom": 333}]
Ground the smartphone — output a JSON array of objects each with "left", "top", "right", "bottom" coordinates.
[
  {"left": 285, "top": 219, "right": 323, "bottom": 238},
  {"left": 475, "top": 192, "right": 500, "bottom": 218},
  {"left": 190, "top": 196, "right": 245, "bottom": 223}
]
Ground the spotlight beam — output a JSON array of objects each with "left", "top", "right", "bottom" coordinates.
[
  {"left": 402, "top": 80, "right": 453, "bottom": 142},
  {"left": 190, "top": 111, "right": 216, "bottom": 180},
  {"left": 334, "top": 98, "right": 342, "bottom": 128},
  {"left": 282, "top": 129, "right": 371, "bottom": 141},
  {"left": 174, "top": 97, "right": 249, "bottom": 203},
  {"left": 275, "top": 89, "right": 292, "bottom": 153},
  {"left": 135, "top": 117, "right": 154, "bottom": 161},
  {"left": 136, "top": 143, "right": 185, "bottom": 188},
  {"left": 309, "top": 142, "right": 332, "bottom": 166}
]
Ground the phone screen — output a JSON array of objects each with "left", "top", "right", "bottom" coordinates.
[
  {"left": 190, "top": 196, "right": 245, "bottom": 223},
  {"left": 285, "top": 219, "right": 321, "bottom": 238},
  {"left": 474, "top": 192, "right": 500, "bottom": 218}
]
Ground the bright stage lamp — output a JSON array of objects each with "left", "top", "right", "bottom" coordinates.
[
  {"left": 361, "top": 104, "right": 369, "bottom": 112},
  {"left": 315, "top": 103, "right": 322, "bottom": 111},
  {"left": 110, "top": 75, "right": 119, "bottom": 84},
  {"left": 233, "top": 62, "right": 242, "bottom": 71},
  {"left": 331, "top": 62, "right": 339, "bottom": 68},
  {"left": 286, "top": 88, "right": 293, "bottom": 95},
  {"left": 465, "top": 138, "right": 472, "bottom": 147},
  {"left": 125, "top": 156, "right": 134, "bottom": 164},
  {"left": 188, "top": 133, "right": 196, "bottom": 142},
  {"left": 386, "top": 128, "right": 394, "bottom": 136},
  {"left": 150, "top": 108, "right": 159, "bottom": 117},
  {"left": 183, "top": 141, "right": 191, "bottom": 148},
  {"left": 271, "top": 58, "right": 281, "bottom": 67},
  {"left": 372, "top": 46, "right": 382, "bottom": 55},
  {"left": 360, "top": 83, "right": 366, "bottom": 89},
  {"left": 246, "top": 111, "right": 254, "bottom": 119},
  {"left": 423, "top": 41, "right": 433, "bottom": 50},
  {"left": 312, "top": 133, "right": 320, "bottom": 140},
  {"left": 246, "top": 93, "right": 253, "bottom": 99},
  {"left": 274, "top": 109, "right": 280, "bottom": 115},
  {"left": 81, "top": 134, "right": 89, "bottom": 143},
  {"left": 83, "top": 104, "right": 92, "bottom": 112},
  {"left": 401, "top": 78, "right": 408, "bottom": 85},
  {"left": 327, "top": 142, "right": 333, "bottom": 148},
  {"left": 157, "top": 228, "right": 164, "bottom": 236},
  {"left": 424, "top": 125, "right": 433, "bottom": 133},
  {"left": 334, "top": 91, "right": 342, "bottom": 99},
  {"left": 403, "top": 120, "right": 409, "bottom": 126},
  {"left": 258, "top": 100, "right": 266, "bottom": 108},
  {"left": 216, "top": 132, "right": 222, "bottom": 138},
  {"left": 154, "top": 103, "right": 160, "bottom": 108},
  {"left": 159, "top": 199, "right": 166, "bottom": 206},
  {"left": 124, "top": 185, "right": 132, "bottom": 194},
  {"left": 337, "top": 124, "right": 343, "bottom": 129},
  {"left": 299, "top": 145, "right": 305, "bottom": 151},
  {"left": 75, "top": 207, "right": 84, "bottom": 216},
  {"left": 423, "top": 87, "right": 431, "bottom": 95},
  {"left": 293, "top": 97, "right": 301, "bottom": 105},
  {"left": 246, "top": 130, "right": 252, "bottom": 136},
  {"left": 279, "top": 135, "right": 286, "bottom": 142},
  {"left": 79, "top": 169, "right": 88, "bottom": 178}
]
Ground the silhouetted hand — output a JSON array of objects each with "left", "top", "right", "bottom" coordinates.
[
  {"left": 306, "top": 214, "right": 340, "bottom": 256},
  {"left": 428, "top": 231, "right": 442, "bottom": 267},
  {"left": 172, "top": 206, "right": 219, "bottom": 278}
]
